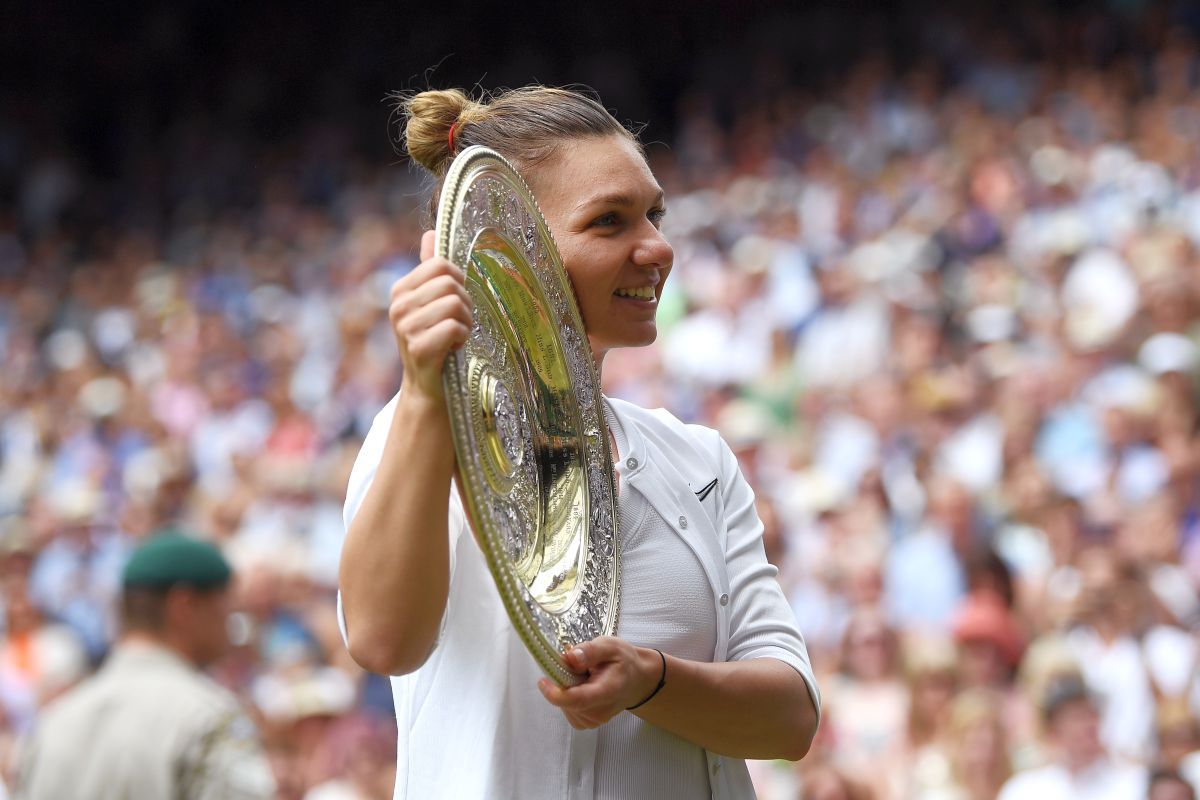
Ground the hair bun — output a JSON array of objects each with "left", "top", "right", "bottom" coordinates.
[
  {"left": 399, "top": 89, "right": 483, "bottom": 176},
  {"left": 393, "top": 85, "right": 635, "bottom": 197}
]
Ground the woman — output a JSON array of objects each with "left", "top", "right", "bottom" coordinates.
[
  {"left": 822, "top": 608, "right": 907, "bottom": 799},
  {"left": 337, "top": 86, "right": 820, "bottom": 799}
]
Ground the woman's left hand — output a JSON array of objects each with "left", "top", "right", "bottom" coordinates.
[{"left": 536, "top": 637, "right": 661, "bottom": 729}]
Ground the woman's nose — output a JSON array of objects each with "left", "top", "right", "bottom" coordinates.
[{"left": 633, "top": 225, "right": 674, "bottom": 270}]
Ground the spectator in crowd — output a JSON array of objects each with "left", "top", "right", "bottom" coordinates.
[
  {"left": 14, "top": 532, "right": 276, "bottom": 799},
  {"left": 800, "top": 766, "right": 873, "bottom": 800},
  {"left": 909, "top": 688, "right": 1012, "bottom": 800},
  {"left": 997, "top": 674, "right": 1146, "bottom": 800},
  {"left": 821, "top": 609, "right": 907, "bottom": 798},
  {"left": 1148, "top": 768, "right": 1197, "bottom": 800},
  {"left": 0, "top": 572, "right": 86, "bottom": 736},
  {"left": 1155, "top": 698, "right": 1200, "bottom": 794}
]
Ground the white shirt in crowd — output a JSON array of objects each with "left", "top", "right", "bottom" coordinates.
[{"left": 996, "top": 759, "right": 1146, "bottom": 800}]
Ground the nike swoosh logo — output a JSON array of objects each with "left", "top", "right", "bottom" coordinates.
[{"left": 695, "top": 478, "right": 718, "bottom": 502}]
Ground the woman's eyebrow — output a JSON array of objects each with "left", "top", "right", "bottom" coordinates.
[{"left": 574, "top": 189, "right": 665, "bottom": 212}]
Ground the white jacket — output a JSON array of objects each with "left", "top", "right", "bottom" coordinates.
[{"left": 341, "top": 394, "right": 820, "bottom": 799}]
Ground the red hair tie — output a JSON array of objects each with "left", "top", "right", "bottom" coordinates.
[{"left": 448, "top": 121, "right": 459, "bottom": 155}]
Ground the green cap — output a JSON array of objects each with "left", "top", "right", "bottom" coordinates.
[{"left": 122, "top": 531, "right": 232, "bottom": 590}]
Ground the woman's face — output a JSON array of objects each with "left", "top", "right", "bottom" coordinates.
[
  {"left": 843, "top": 619, "right": 894, "bottom": 681},
  {"left": 527, "top": 136, "right": 674, "bottom": 359},
  {"left": 956, "top": 715, "right": 1006, "bottom": 776},
  {"left": 913, "top": 669, "right": 956, "bottom": 717}
]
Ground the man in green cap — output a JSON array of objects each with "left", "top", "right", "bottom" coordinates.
[{"left": 14, "top": 531, "right": 277, "bottom": 800}]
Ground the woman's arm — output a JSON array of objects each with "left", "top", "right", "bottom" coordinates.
[
  {"left": 539, "top": 640, "right": 819, "bottom": 760},
  {"left": 338, "top": 231, "right": 472, "bottom": 676},
  {"left": 339, "top": 392, "right": 456, "bottom": 675},
  {"left": 539, "top": 425, "right": 819, "bottom": 759}
]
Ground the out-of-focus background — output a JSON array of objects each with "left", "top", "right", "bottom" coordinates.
[{"left": 3, "top": 1, "right": 1200, "bottom": 798}]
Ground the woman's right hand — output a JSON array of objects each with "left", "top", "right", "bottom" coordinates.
[{"left": 389, "top": 230, "right": 473, "bottom": 403}]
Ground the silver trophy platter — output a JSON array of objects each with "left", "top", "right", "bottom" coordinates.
[{"left": 436, "top": 145, "right": 620, "bottom": 687}]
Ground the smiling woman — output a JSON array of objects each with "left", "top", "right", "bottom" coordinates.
[
  {"left": 337, "top": 85, "right": 821, "bottom": 800},
  {"left": 529, "top": 135, "right": 673, "bottom": 355}
]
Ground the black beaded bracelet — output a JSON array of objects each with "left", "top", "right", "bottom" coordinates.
[{"left": 626, "top": 648, "right": 667, "bottom": 710}]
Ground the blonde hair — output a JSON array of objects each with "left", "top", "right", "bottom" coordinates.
[{"left": 395, "top": 86, "right": 639, "bottom": 182}]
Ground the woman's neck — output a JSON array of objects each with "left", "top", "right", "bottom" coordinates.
[{"left": 590, "top": 345, "right": 607, "bottom": 380}]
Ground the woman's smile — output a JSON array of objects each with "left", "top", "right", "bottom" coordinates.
[{"left": 613, "top": 284, "right": 658, "bottom": 303}]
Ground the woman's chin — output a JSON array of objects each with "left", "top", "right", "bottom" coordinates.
[{"left": 589, "top": 326, "right": 658, "bottom": 355}]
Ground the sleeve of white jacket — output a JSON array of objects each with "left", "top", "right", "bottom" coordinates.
[
  {"left": 337, "top": 391, "right": 466, "bottom": 649},
  {"left": 715, "top": 433, "right": 822, "bottom": 724}
]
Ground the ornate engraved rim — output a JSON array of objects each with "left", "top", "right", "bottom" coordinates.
[{"left": 436, "top": 146, "right": 620, "bottom": 687}]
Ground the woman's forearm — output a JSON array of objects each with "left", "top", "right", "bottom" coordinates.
[
  {"left": 632, "top": 652, "right": 818, "bottom": 761},
  {"left": 338, "top": 390, "right": 457, "bottom": 675}
]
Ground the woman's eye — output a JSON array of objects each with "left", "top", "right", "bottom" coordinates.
[
  {"left": 648, "top": 207, "right": 667, "bottom": 226},
  {"left": 591, "top": 213, "right": 619, "bottom": 228}
]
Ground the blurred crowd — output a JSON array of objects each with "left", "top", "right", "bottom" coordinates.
[{"left": 3, "top": 4, "right": 1200, "bottom": 800}]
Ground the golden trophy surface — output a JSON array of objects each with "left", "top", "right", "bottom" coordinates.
[{"left": 437, "top": 146, "right": 619, "bottom": 686}]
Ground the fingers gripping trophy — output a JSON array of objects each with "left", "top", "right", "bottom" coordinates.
[{"left": 337, "top": 86, "right": 820, "bottom": 800}]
